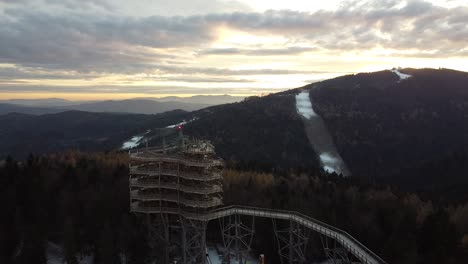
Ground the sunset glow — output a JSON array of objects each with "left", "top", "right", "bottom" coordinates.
[{"left": 0, "top": 0, "right": 467, "bottom": 100}]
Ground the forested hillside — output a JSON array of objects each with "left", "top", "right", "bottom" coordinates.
[
  {"left": 0, "top": 110, "right": 189, "bottom": 159},
  {"left": 308, "top": 68, "right": 468, "bottom": 178},
  {"left": 184, "top": 95, "right": 317, "bottom": 169},
  {"left": 1, "top": 152, "right": 467, "bottom": 264},
  {"left": 3, "top": 69, "right": 468, "bottom": 179},
  {"left": 2, "top": 68, "right": 468, "bottom": 193}
]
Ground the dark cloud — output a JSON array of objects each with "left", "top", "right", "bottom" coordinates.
[
  {"left": 0, "top": 66, "right": 101, "bottom": 80},
  {"left": 1, "top": 0, "right": 113, "bottom": 10},
  {"left": 156, "top": 76, "right": 253, "bottom": 83},
  {"left": 0, "top": 0, "right": 466, "bottom": 92},
  {"left": 197, "top": 46, "right": 317, "bottom": 56},
  {"left": 1, "top": 1, "right": 466, "bottom": 66},
  {"left": 0, "top": 10, "right": 204, "bottom": 69},
  {"left": 154, "top": 65, "right": 324, "bottom": 76},
  {"left": 0, "top": 0, "right": 29, "bottom": 3},
  {"left": 0, "top": 64, "right": 324, "bottom": 83}
]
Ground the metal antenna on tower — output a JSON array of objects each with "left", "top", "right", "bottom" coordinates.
[{"left": 178, "top": 125, "right": 185, "bottom": 148}]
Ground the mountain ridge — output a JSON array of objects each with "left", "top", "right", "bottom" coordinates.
[
  {"left": 2, "top": 68, "right": 468, "bottom": 186},
  {"left": 0, "top": 95, "right": 244, "bottom": 115}
]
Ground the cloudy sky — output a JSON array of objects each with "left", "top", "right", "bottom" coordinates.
[{"left": 0, "top": 0, "right": 467, "bottom": 100}]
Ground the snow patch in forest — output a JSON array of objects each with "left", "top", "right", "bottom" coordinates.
[
  {"left": 121, "top": 130, "right": 151, "bottom": 150},
  {"left": 166, "top": 120, "right": 188, "bottom": 128},
  {"left": 295, "top": 91, "right": 317, "bottom": 119},
  {"left": 47, "top": 242, "right": 93, "bottom": 264},
  {"left": 206, "top": 246, "right": 258, "bottom": 264},
  {"left": 391, "top": 69, "right": 412, "bottom": 81},
  {"left": 296, "top": 90, "right": 349, "bottom": 176},
  {"left": 320, "top": 153, "right": 341, "bottom": 174},
  {"left": 121, "top": 135, "right": 144, "bottom": 149},
  {"left": 166, "top": 117, "right": 198, "bottom": 128}
]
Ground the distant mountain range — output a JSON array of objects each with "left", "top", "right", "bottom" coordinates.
[
  {"left": 0, "top": 103, "right": 64, "bottom": 115},
  {"left": 59, "top": 99, "right": 209, "bottom": 115},
  {"left": 2, "top": 68, "right": 468, "bottom": 195},
  {"left": 0, "top": 98, "right": 77, "bottom": 107},
  {"left": 0, "top": 95, "right": 244, "bottom": 115},
  {"left": 135, "top": 95, "right": 244, "bottom": 105},
  {"left": 0, "top": 110, "right": 188, "bottom": 158}
]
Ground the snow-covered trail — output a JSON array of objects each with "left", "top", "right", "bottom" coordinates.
[
  {"left": 121, "top": 130, "right": 152, "bottom": 150},
  {"left": 296, "top": 91, "right": 350, "bottom": 176},
  {"left": 165, "top": 117, "right": 198, "bottom": 128},
  {"left": 120, "top": 117, "right": 197, "bottom": 150},
  {"left": 121, "top": 135, "right": 144, "bottom": 149}
]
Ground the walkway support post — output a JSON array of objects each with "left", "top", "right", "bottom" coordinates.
[
  {"left": 219, "top": 214, "right": 255, "bottom": 264},
  {"left": 273, "top": 218, "right": 309, "bottom": 264},
  {"left": 320, "top": 234, "right": 353, "bottom": 264}
]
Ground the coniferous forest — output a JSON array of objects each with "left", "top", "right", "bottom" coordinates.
[
  {"left": 1, "top": 152, "right": 468, "bottom": 264},
  {"left": 1, "top": 0, "right": 468, "bottom": 261}
]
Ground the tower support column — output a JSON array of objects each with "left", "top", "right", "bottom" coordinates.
[
  {"left": 180, "top": 216, "right": 208, "bottom": 264},
  {"left": 146, "top": 214, "right": 170, "bottom": 263}
]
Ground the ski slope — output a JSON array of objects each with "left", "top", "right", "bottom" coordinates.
[{"left": 295, "top": 91, "right": 350, "bottom": 176}]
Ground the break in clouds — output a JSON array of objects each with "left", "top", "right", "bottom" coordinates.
[{"left": 0, "top": 0, "right": 467, "bottom": 95}]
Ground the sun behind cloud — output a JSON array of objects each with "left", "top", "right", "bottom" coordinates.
[{"left": 0, "top": 0, "right": 467, "bottom": 100}]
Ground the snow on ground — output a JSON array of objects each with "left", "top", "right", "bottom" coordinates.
[
  {"left": 295, "top": 91, "right": 350, "bottom": 176},
  {"left": 121, "top": 135, "right": 144, "bottom": 150},
  {"left": 166, "top": 117, "right": 198, "bottom": 128},
  {"left": 207, "top": 247, "right": 222, "bottom": 264},
  {"left": 391, "top": 69, "right": 412, "bottom": 81},
  {"left": 295, "top": 91, "right": 317, "bottom": 119},
  {"left": 47, "top": 243, "right": 247, "bottom": 264},
  {"left": 121, "top": 130, "right": 151, "bottom": 150},
  {"left": 121, "top": 117, "right": 197, "bottom": 150},
  {"left": 320, "top": 153, "right": 342, "bottom": 174},
  {"left": 47, "top": 242, "right": 93, "bottom": 264},
  {"left": 46, "top": 242, "right": 63, "bottom": 264},
  {"left": 206, "top": 246, "right": 258, "bottom": 264},
  {"left": 166, "top": 120, "right": 188, "bottom": 128}
]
